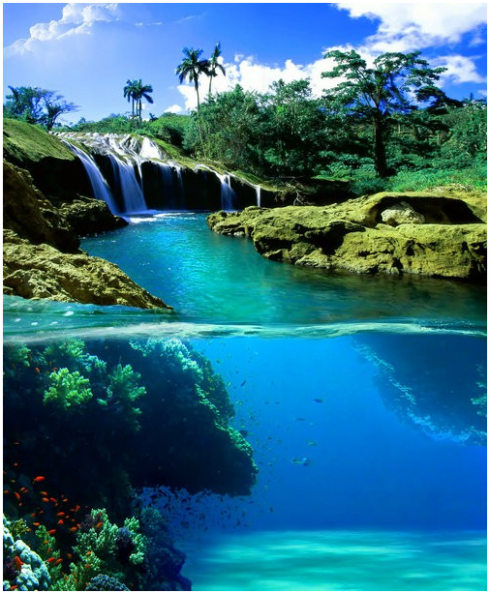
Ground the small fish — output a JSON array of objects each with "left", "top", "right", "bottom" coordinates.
[
  {"left": 14, "top": 556, "right": 24, "bottom": 571},
  {"left": 3, "top": 490, "right": 9, "bottom": 495},
  {"left": 313, "top": 397, "right": 324, "bottom": 403},
  {"left": 14, "top": 492, "right": 21, "bottom": 501},
  {"left": 33, "top": 522, "right": 41, "bottom": 527},
  {"left": 49, "top": 497, "right": 57, "bottom": 503},
  {"left": 56, "top": 512, "right": 65, "bottom": 517},
  {"left": 35, "top": 367, "right": 41, "bottom": 373},
  {"left": 291, "top": 457, "right": 312, "bottom": 466},
  {"left": 10, "top": 586, "right": 19, "bottom": 591},
  {"left": 69, "top": 527, "right": 77, "bottom": 533},
  {"left": 94, "top": 521, "right": 103, "bottom": 529},
  {"left": 33, "top": 476, "right": 46, "bottom": 483},
  {"left": 47, "top": 557, "right": 56, "bottom": 563},
  {"left": 40, "top": 491, "right": 48, "bottom": 496},
  {"left": 240, "top": 379, "right": 247, "bottom": 387},
  {"left": 307, "top": 441, "right": 317, "bottom": 447},
  {"left": 48, "top": 529, "right": 56, "bottom": 535},
  {"left": 55, "top": 558, "right": 63, "bottom": 565},
  {"left": 57, "top": 519, "right": 64, "bottom": 525},
  {"left": 42, "top": 498, "right": 50, "bottom": 503},
  {"left": 20, "top": 487, "right": 28, "bottom": 494},
  {"left": 295, "top": 417, "right": 306, "bottom": 421}
]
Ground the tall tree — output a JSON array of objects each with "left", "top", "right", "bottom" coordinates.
[
  {"left": 206, "top": 42, "right": 226, "bottom": 97},
  {"left": 4, "top": 86, "right": 77, "bottom": 130},
  {"left": 175, "top": 47, "right": 208, "bottom": 111},
  {"left": 123, "top": 79, "right": 138, "bottom": 118},
  {"left": 123, "top": 79, "right": 153, "bottom": 120},
  {"left": 322, "top": 50, "right": 448, "bottom": 177}
]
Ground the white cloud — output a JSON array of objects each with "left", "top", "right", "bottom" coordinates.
[
  {"left": 434, "top": 54, "right": 486, "bottom": 85},
  {"left": 164, "top": 104, "right": 183, "bottom": 114},
  {"left": 4, "top": 3, "right": 120, "bottom": 58},
  {"left": 177, "top": 54, "right": 340, "bottom": 111},
  {"left": 336, "top": 3, "right": 487, "bottom": 53}
]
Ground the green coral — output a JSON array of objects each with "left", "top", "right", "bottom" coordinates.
[
  {"left": 43, "top": 339, "right": 107, "bottom": 380},
  {"left": 131, "top": 338, "right": 203, "bottom": 382},
  {"left": 3, "top": 343, "right": 31, "bottom": 377},
  {"left": 98, "top": 364, "right": 146, "bottom": 430},
  {"left": 43, "top": 368, "right": 93, "bottom": 411}
]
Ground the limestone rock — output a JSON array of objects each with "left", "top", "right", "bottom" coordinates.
[
  {"left": 3, "top": 231, "right": 172, "bottom": 309},
  {"left": 380, "top": 201, "right": 425, "bottom": 226},
  {"left": 208, "top": 192, "right": 487, "bottom": 282}
]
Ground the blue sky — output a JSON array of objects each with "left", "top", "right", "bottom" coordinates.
[{"left": 2, "top": 2, "right": 487, "bottom": 123}]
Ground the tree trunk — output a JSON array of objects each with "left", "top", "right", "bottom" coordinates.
[
  {"left": 373, "top": 114, "right": 389, "bottom": 177},
  {"left": 195, "top": 80, "right": 200, "bottom": 111}
]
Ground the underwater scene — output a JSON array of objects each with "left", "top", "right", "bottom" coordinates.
[{"left": 3, "top": 212, "right": 487, "bottom": 591}]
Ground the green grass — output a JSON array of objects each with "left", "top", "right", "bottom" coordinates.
[{"left": 3, "top": 119, "right": 75, "bottom": 164}]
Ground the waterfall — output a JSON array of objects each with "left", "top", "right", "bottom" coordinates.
[
  {"left": 140, "top": 137, "right": 163, "bottom": 160},
  {"left": 255, "top": 185, "right": 262, "bottom": 207},
  {"left": 109, "top": 155, "right": 148, "bottom": 214},
  {"left": 63, "top": 141, "right": 119, "bottom": 214},
  {"left": 217, "top": 173, "right": 236, "bottom": 211},
  {"left": 174, "top": 166, "right": 186, "bottom": 209}
]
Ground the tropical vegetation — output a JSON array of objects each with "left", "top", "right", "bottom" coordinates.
[{"left": 5, "top": 47, "right": 486, "bottom": 194}]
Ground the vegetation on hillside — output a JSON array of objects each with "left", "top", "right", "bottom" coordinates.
[{"left": 4, "top": 48, "right": 487, "bottom": 194}]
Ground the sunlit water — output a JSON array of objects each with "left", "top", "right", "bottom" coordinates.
[{"left": 4, "top": 212, "right": 487, "bottom": 591}]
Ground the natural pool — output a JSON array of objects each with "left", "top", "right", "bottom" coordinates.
[{"left": 3, "top": 212, "right": 487, "bottom": 591}]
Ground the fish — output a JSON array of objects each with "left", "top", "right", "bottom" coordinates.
[
  {"left": 33, "top": 476, "right": 46, "bottom": 483},
  {"left": 69, "top": 527, "right": 77, "bottom": 533},
  {"left": 48, "top": 529, "right": 56, "bottom": 535},
  {"left": 55, "top": 558, "right": 63, "bottom": 565},
  {"left": 47, "top": 557, "right": 56, "bottom": 563},
  {"left": 10, "top": 585, "right": 18, "bottom": 591},
  {"left": 307, "top": 441, "right": 317, "bottom": 446},
  {"left": 240, "top": 379, "right": 247, "bottom": 387},
  {"left": 35, "top": 367, "right": 41, "bottom": 373},
  {"left": 42, "top": 498, "right": 50, "bottom": 503},
  {"left": 14, "top": 492, "right": 21, "bottom": 501},
  {"left": 57, "top": 519, "right": 64, "bottom": 525},
  {"left": 291, "top": 457, "right": 312, "bottom": 466},
  {"left": 313, "top": 398, "right": 324, "bottom": 403},
  {"left": 56, "top": 512, "right": 65, "bottom": 517},
  {"left": 33, "top": 522, "right": 41, "bottom": 527},
  {"left": 13, "top": 556, "right": 24, "bottom": 571},
  {"left": 295, "top": 417, "right": 306, "bottom": 421}
]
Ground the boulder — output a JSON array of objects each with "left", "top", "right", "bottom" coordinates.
[
  {"left": 3, "top": 231, "right": 171, "bottom": 309},
  {"left": 208, "top": 192, "right": 487, "bottom": 282}
]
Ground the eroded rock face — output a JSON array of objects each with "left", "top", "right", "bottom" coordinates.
[
  {"left": 208, "top": 193, "right": 487, "bottom": 282},
  {"left": 380, "top": 201, "right": 425, "bottom": 226},
  {"left": 3, "top": 231, "right": 171, "bottom": 309}
]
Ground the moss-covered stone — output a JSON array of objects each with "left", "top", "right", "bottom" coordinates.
[
  {"left": 3, "top": 230, "right": 172, "bottom": 309},
  {"left": 208, "top": 192, "right": 487, "bottom": 282}
]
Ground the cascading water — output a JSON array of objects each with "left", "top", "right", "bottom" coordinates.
[
  {"left": 255, "top": 185, "right": 262, "bottom": 207},
  {"left": 62, "top": 140, "right": 119, "bottom": 214},
  {"left": 217, "top": 173, "right": 236, "bottom": 211},
  {"left": 109, "top": 154, "right": 148, "bottom": 214}
]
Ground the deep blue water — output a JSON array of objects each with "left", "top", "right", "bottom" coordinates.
[{"left": 4, "top": 212, "right": 487, "bottom": 591}]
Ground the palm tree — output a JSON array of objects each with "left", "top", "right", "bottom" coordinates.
[
  {"left": 175, "top": 47, "right": 208, "bottom": 111},
  {"left": 132, "top": 80, "right": 154, "bottom": 119},
  {"left": 207, "top": 42, "right": 226, "bottom": 96},
  {"left": 123, "top": 79, "right": 138, "bottom": 118},
  {"left": 123, "top": 79, "right": 153, "bottom": 120}
]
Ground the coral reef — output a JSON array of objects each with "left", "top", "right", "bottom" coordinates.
[{"left": 3, "top": 516, "right": 51, "bottom": 591}]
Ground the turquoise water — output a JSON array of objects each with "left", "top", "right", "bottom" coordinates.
[{"left": 4, "top": 212, "right": 487, "bottom": 591}]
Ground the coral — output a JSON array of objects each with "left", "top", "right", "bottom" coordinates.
[
  {"left": 98, "top": 364, "right": 146, "bottom": 430},
  {"left": 3, "top": 515, "right": 51, "bottom": 591},
  {"left": 3, "top": 343, "right": 31, "bottom": 377},
  {"left": 85, "top": 574, "right": 130, "bottom": 591},
  {"left": 43, "top": 367, "right": 93, "bottom": 411},
  {"left": 43, "top": 339, "right": 107, "bottom": 380},
  {"left": 130, "top": 338, "right": 203, "bottom": 383}
]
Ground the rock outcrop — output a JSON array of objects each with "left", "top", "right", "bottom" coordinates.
[
  {"left": 208, "top": 192, "right": 487, "bottom": 282},
  {"left": 3, "top": 122, "right": 171, "bottom": 310}
]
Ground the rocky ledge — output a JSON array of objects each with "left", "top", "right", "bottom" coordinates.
[
  {"left": 208, "top": 192, "right": 487, "bottom": 282},
  {"left": 3, "top": 160, "right": 171, "bottom": 309}
]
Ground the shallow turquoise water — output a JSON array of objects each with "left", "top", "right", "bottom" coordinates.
[{"left": 183, "top": 530, "right": 487, "bottom": 591}]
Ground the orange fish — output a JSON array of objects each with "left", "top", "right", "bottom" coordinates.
[
  {"left": 13, "top": 556, "right": 24, "bottom": 571},
  {"left": 33, "top": 476, "right": 46, "bottom": 483},
  {"left": 55, "top": 558, "right": 63, "bottom": 565},
  {"left": 94, "top": 521, "right": 103, "bottom": 529},
  {"left": 48, "top": 529, "right": 56, "bottom": 535},
  {"left": 62, "top": 498, "right": 68, "bottom": 503},
  {"left": 33, "top": 522, "right": 41, "bottom": 527},
  {"left": 42, "top": 498, "right": 50, "bottom": 503},
  {"left": 14, "top": 492, "right": 21, "bottom": 501},
  {"left": 56, "top": 512, "right": 65, "bottom": 517},
  {"left": 35, "top": 367, "right": 41, "bottom": 373},
  {"left": 49, "top": 498, "right": 57, "bottom": 504},
  {"left": 57, "top": 519, "right": 64, "bottom": 525},
  {"left": 10, "top": 585, "right": 18, "bottom": 591},
  {"left": 47, "top": 557, "right": 55, "bottom": 563},
  {"left": 69, "top": 527, "right": 77, "bottom": 533},
  {"left": 3, "top": 490, "right": 9, "bottom": 495}
]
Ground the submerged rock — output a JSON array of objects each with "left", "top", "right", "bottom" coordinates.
[{"left": 208, "top": 192, "right": 487, "bottom": 282}]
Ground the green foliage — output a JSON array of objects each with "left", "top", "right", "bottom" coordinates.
[
  {"left": 176, "top": 47, "right": 209, "bottom": 111},
  {"left": 99, "top": 364, "right": 146, "bottom": 430},
  {"left": 123, "top": 79, "right": 154, "bottom": 121},
  {"left": 43, "top": 339, "right": 107, "bottom": 381},
  {"left": 43, "top": 368, "right": 93, "bottom": 411},
  {"left": 4, "top": 86, "right": 78, "bottom": 130}
]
